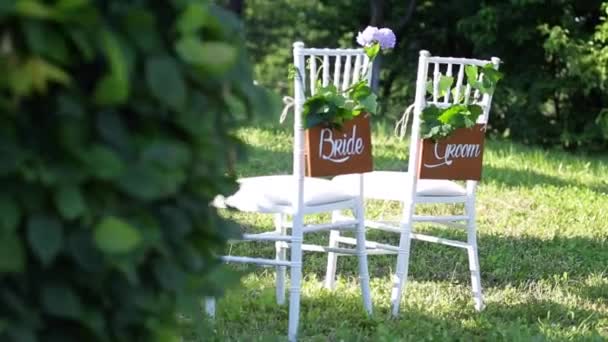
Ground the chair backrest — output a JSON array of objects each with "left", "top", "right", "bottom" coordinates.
[
  {"left": 293, "top": 42, "right": 372, "bottom": 99},
  {"left": 422, "top": 53, "right": 501, "bottom": 124},
  {"left": 291, "top": 42, "right": 372, "bottom": 207},
  {"left": 406, "top": 51, "right": 500, "bottom": 195}
]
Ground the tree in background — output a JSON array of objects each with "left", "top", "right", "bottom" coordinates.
[
  {"left": 240, "top": 0, "right": 608, "bottom": 150},
  {"left": 0, "top": 0, "right": 268, "bottom": 340},
  {"left": 458, "top": 0, "right": 607, "bottom": 150}
]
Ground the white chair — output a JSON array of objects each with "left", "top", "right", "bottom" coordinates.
[
  {"left": 331, "top": 50, "right": 500, "bottom": 315},
  {"left": 209, "top": 42, "right": 373, "bottom": 341}
]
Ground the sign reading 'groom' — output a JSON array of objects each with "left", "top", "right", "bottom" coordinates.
[
  {"left": 418, "top": 124, "right": 486, "bottom": 180},
  {"left": 305, "top": 114, "right": 373, "bottom": 177}
]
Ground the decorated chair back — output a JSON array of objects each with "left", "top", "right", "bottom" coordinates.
[
  {"left": 292, "top": 42, "right": 374, "bottom": 180},
  {"left": 407, "top": 51, "right": 501, "bottom": 185},
  {"left": 423, "top": 54, "right": 501, "bottom": 123}
]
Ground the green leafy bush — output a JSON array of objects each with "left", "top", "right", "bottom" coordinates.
[{"left": 0, "top": 0, "right": 268, "bottom": 340}]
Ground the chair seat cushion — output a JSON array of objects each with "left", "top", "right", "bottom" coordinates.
[
  {"left": 223, "top": 175, "right": 354, "bottom": 212},
  {"left": 331, "top": 171, "right": 466, "bottom": 201}
]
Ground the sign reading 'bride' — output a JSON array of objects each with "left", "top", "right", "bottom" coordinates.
[
  {"left": 418, "top": 124, "right": 486, "bottom": 180},
  {"left": 305, "top": 114, "right": 373, "bottom": 177}
]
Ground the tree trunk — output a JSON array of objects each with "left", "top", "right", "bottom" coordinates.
[
  {"left": 396, "top": 0, "right": 417, "bottom": 37},
  {"left": 227, "top": 0, "right": 245, "bottom": 17},
  {"left": 369, "top": 0, "right": 385, "bottom": 92},
  {"left": 375, "top": 0, "right": 417, "bottom": 105},
  {"left": 370, "top": 0, "right": 384, "bottom": 26}
]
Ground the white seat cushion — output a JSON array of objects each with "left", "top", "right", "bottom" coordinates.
[
  {"left": 222, "top": 175, "right": 354, "bottom": 213},
  {"left": 331, "top": 171, "right": 466, "bottom": 201}
]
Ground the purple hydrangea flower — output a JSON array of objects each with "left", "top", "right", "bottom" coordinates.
[
  {"left": 356, "top": 26, "right": 379, "bottom": 47},
  {"left": 356, "top": 26, "right": 396, "bottom": 50},
  {"left": 375, "top": 28, "right": 396, "bottom": 50}
]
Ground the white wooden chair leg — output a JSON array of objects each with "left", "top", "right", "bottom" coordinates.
[
  {"left": 465, "top": 198, "right": 484, "bottom": 311},
  {"left": 390, "top": 201, "right": 414, "bottom": 317},
  {"left": 354, "top": 200, "right": 373, "bottom": 314},
  {"left": 275, "top": 213, "right": 287, "bottom": 305},
  {"left": 288, "top": 214, "right": 304, "bottom": 342},
  {"left": 467, "top": 242, "right": 484, "bottom": 311},
  {"left": 324, "top": 211, "right": 341, "bottom": 290},
  {"left": 204, "top": 297, "right": 216, "bottom": 318}
]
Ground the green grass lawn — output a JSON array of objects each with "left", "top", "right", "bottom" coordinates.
[{"left": 188, "top": 122, "right": 608, "bottom": 341}]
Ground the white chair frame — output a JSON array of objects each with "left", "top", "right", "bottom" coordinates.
[
  {"left": 206, "top": 42, "right": 374, "bottom": 342},
  {"left": 390, "top": 51, "right": 500, "bottom": 314},
  {"left": 330, "top": 50, "right": 500, "bottom": 315}
]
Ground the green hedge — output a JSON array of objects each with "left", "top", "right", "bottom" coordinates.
[{"left": 0, "top": 0, "right": 268, "bottom": 340}]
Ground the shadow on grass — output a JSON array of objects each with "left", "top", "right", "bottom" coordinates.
[
  {"left": 222, "top": 222, "right": 607, "bottom": 308},
  {"left": 483, "top": 165, "right": 608, "bottom": 195},
  {"left": 190, "top": 277, "right": 606, "bottom": 341},
  {"left": 333, "top": 227, "right": 608, "bottom": 288}
]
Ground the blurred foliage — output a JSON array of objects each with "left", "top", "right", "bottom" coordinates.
[
  {"left": 0, "top": 0, "right": 269, "bottom": 341},
  {"left": 238, "top": 0, "right": 608, "bottom": 150}
]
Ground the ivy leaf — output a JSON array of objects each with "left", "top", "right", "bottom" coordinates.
[
  {"left": 0, "top": 234, "right": 25, "bottom": 273},
  {"left": 451, "top": 87, "right": 465, "bottom": 103},
  {"left": 94, "top": 216, "right": 142, "bottom": 254},
  {"left": 42, "top": 284, "right": 82, "bottom": 319},
  {"left": 81, "top": 145, "right": 125, "bottom": 180},
  {"left": 141, "top": 141, "right": 191, "bottom": 170},
  {"left": 94, "top": 75, "right": 126, "bottom": 106},
  {"left": 176, "top": 37, "right": 237, "bottom": 74},
  {"left": 468, "top": 104, "right": 483, "bottom": 121},
  {"left": 118, "top": 163, "right": 185, "bottom": 200},
  {"left": 54, "top": 185, "right": 86, "bottom": 220},
  {"left": 305, "top": 113, "right": 325, "bottom": 128},
  {"left": 23, "top": 21, "right": 69, "bottom": 65},
  {"left": 176, "top": 3, "right": 207, "bottom": 34},
  {"left": 123, "top": 9, "right": 163, "bottom": 54},
  {"left": 55, "top": 0, "right": 90, "bottom": 10},
  {"left": 348, "top": 80, "right": 371, "bottom": 100},
  {"left": 482, "top": 64, "right": 503, "bottom": 84},
  {"left": 94, "top": 30, "right": 130, "bottom": 105},
  {"left": 339, "top": 107, "right": 355, "bottom": 121},
  {"left": 465, "top": 65, "right": 478, "bottom": 86},
  {"left": 27, "top": 215, "right": 64, "bottom": 266},
  {"left": 438, "top": 76, "right": 454, "bottom": 97},
  {"left": 438, "top": 104, "right": 466, "bottom": 124},
  {"left": 0, "top": 195, "right": 21, "bottom": 233},
  {"left": 67, "top": 231, "right": 104, "bottom": 272},
  {"left": 145, "top": 56, "right": 186, "bottom": 110},
  {"left": 13, "top": 57, "right": 71, "bottom": 95},
  {"left": 303, "top": 95, "right": 330, "bottom": 118},
  {"left": 421, "top": 105, "right": 443, "bottom": 122},
  {"left": 159, "top": 206, "right": 192, "bottom": 241},
  {"left": 425, "top": 79, "right": 433, "bottom": 95},
  {"left": 426, "top": 76, "right": 454, "bottom": 98},
  {"left": 363, "top": 43, "right": 380, "bottom": 59},
  {"left": 357, "top": 93, "right": 377, "bottom": 114},
  {"left": 327, "top": 93, "right": 346, "bottom": 108},
  {"left": 464, "top": 116, "right": 476, "bottom": 128},
  {"left": 153, "top": 259, "right": 185, "bottom": 291},
  {"left": 15, "top": 0, "right": 57, "bottom": 19}
]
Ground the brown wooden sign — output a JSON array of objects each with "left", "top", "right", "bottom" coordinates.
[
  {"left": 305, "top": 114, "right": 373, "bottom": 177},
  {"left": 418, "top": 124, "right": 486, "bottom": 180}
]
